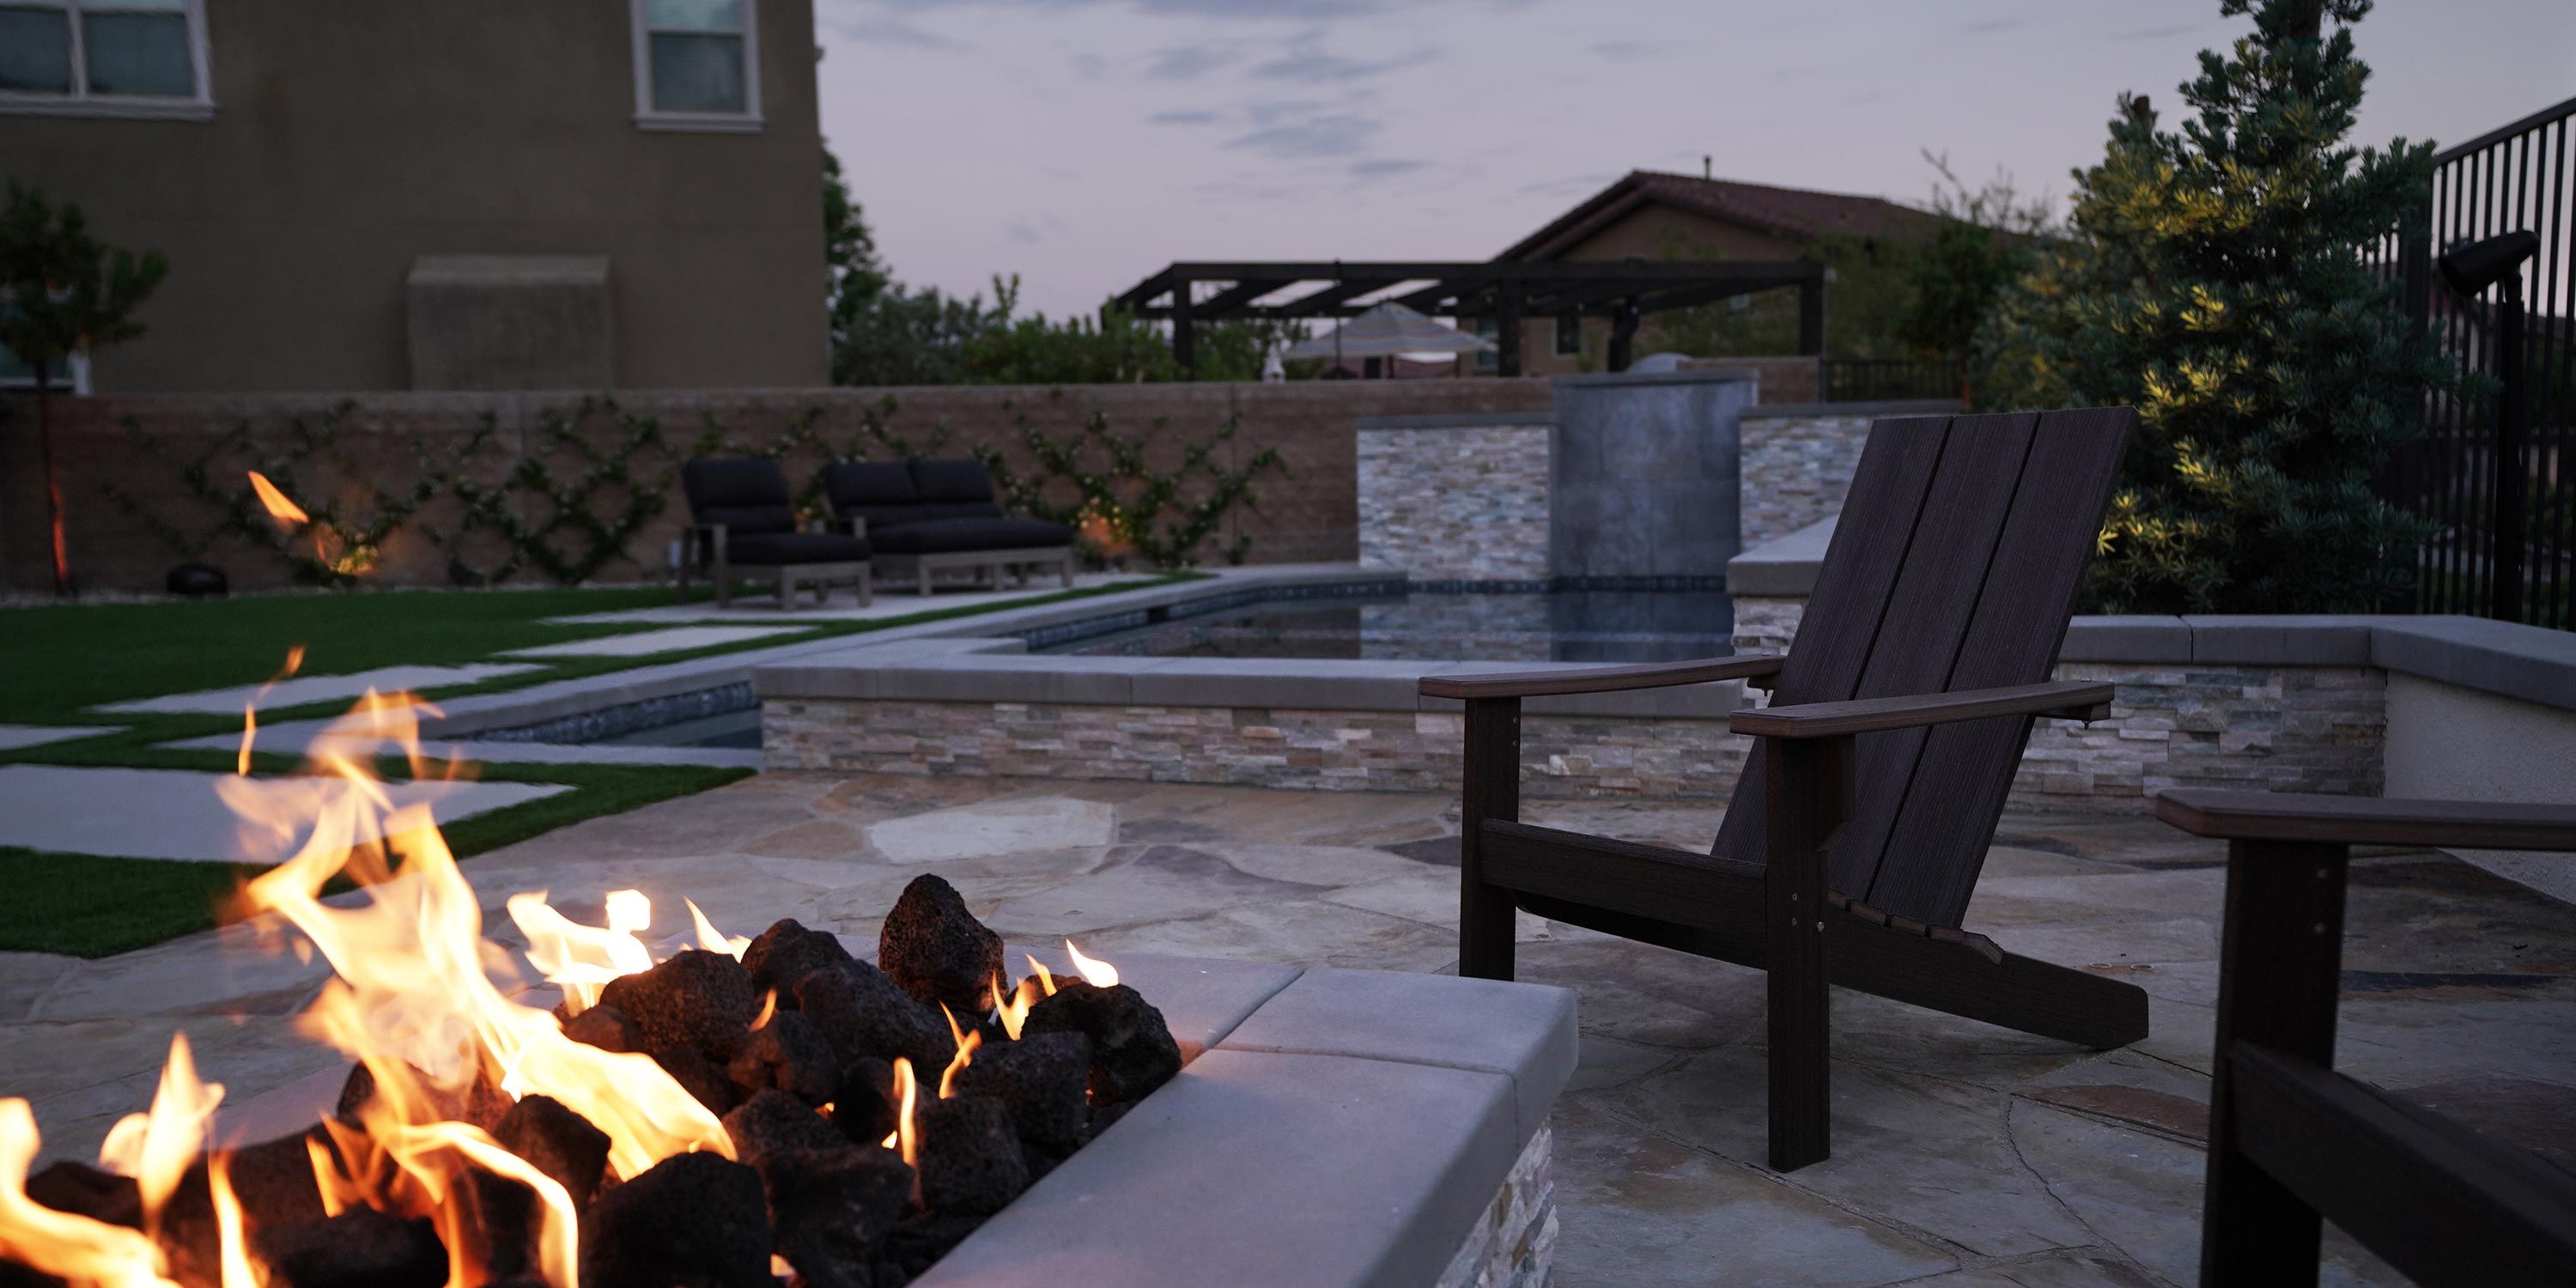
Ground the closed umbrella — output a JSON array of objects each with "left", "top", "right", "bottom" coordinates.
[{"left": 1284, "top": 301, "right": 1492, "bottom": 374}]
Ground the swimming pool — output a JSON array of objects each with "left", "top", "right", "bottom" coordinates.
[{"left": 1040, "top": 586, "right": 1735, "bottom": 664}]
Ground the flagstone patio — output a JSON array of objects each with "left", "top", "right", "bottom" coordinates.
[{"left": 7, "top": 772, "right": 2573, "bottom": 1287}]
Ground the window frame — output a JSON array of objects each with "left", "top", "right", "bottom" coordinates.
[
  {"left": 0, "top": 351, "right": 93, "bottom": 395},
  {"left": 629, "top": 0, "right": 762, "bottom": 134},
  {"left": 1552, "top": 312, "right": 1583, "bottom": 356},
  {"left": 0, "top": 0, "right": 214, "bottom": 121}
]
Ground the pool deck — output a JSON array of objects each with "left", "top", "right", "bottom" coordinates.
[{"left": 12, "top": 772, "right": 2572, "bottom": 1285}]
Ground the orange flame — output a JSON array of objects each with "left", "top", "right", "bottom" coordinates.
[
  {"left": 887, "top": 1058, "right": 919, "bottom": 1169},
  {"left": 1026, "top": 953, "right": 1058, "bottom": 998},
  {"left": 937, "top": 1005, "right": 982, "bottom": 1100},
  {"left": 685, "top": 899, "right": 750, "bottom": 960},
  {"left": 234, "top": 647, "right": 307, "bottom": 776},
  {"left": 507, "top": 888, "right": 655, "bottom": 1017},
  {"left": 246, "top": 471, "right": 307, "bottom": 530},
  {"left": 1066, "top": 939, "right": 1120, "bottom": 988},
  {"left": 0, "top": 1100, "right": 177, "bottom": 1287},
  {"left": 203, "top": 1152, "right": 258, "bottom": 1288},
  {"left": 989, "top": 973, "right": 1039, "bottom": 1042},
  {"left": 95, "top": 1034, "right": 223, "bottom": 1236}
]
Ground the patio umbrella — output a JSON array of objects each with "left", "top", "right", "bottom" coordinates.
[{"left": 1284, "top": 301, "right": 1493, "bottom": 367}]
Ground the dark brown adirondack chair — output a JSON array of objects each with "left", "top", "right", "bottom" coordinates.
[{"left": 1421, "top": 407, "right": 2151, "bottom": 1172}]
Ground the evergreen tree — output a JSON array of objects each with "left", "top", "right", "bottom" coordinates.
[
  {"left": 822, "top": 147, "right": 889, "bottom": 361},
  {"left": 1973, "top": 0, "right": 2442, "bottom": 612}
]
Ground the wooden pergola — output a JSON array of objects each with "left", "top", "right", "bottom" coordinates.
[{"left": 1110, "top": 259, "right": 1827, "bottom": 377}]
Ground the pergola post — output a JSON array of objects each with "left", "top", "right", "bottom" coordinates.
[
  {"left": 1171, "top": 283, "right": 1198, "bottom": 379},
  {"left": 1796, "top": 274, "right": 1827, "bottom": 355},
  {"left": 1495, "top": 283, "right": 1523, "bottom": 378}
]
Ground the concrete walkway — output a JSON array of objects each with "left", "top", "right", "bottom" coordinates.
[{"left": 7, "top": 775, "right": 2572, "bottom": 1286}]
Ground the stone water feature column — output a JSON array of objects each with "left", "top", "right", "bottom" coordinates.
[{"left": 1547, "top": 369, "right": 1753, "bottom": 578}]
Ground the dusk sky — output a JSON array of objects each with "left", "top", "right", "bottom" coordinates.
[{"left": 817, "top": 0, "right": 2576, "bottom": 319}]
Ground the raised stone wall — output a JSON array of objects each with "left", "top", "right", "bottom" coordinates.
[
  {"left": 764, "top": 698, "right": 1748, "bottom": 799},
  {"left": 2019, "top": 663, "right": 2386, "bottom": 810},
  {"left": 1355, "top": 417, "right": 1552, "bottom": 581},
  {"left": 1434, "top": 1124, "right": 1556, "bottom": 1288},
  {"left": 1738, "top": 410, "right": 1873, "bottom": 547}
]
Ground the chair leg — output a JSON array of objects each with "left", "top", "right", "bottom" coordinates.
[
  {"left": 1762, "top": 735, "right": 1850, "bottom": 1173},
  {"left": 1060, "top": 554, "right": 1074, "bottom": 588},
  {"left": 2201, "top": 838, "right": 2348, "bottom": 1288},
  {"left": 856, "top": 566, "right": 872, "bottom": 608},
  {"left": 779, "top": 569, "right": 798, "bottom": 611},
  {"left": 714, "top": 554, "right": 731, "bottom": 610},
  {"left": 1458, "top": 696, "right": 1522, "bottom": 981}
]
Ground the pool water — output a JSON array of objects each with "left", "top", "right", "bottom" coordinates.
[{"left": 1042, "top": 589, "right": 1735, "bottom": 664}]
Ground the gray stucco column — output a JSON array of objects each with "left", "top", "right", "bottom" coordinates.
[{"left": 1547, "top": 369, "right": 1753, "bottom": 579}]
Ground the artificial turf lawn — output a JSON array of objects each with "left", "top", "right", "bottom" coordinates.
[
  {"left": 0, "top": 761, "right": 756, "bottom": 958},
  {"left": 0, "top": 572, "right": 1200, "bottom": 955}
]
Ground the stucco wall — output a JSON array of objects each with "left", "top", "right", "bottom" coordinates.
[
  {"left": 2385, "top": 673, "right": 2576, "bottom": 904},
  {"left": 0, "top": 0, "right": 827, "bottom": 392}
]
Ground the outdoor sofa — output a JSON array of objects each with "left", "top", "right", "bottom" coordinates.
[
  {"left": 676, "top": 457, "right": 872, "bottom": 610},
  {"left": 822, "top": 459, "right": 1078, "bottom": 595}
]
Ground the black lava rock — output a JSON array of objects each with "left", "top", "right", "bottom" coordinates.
[
  {"left": 953, "top": 1031, "right": 1092, "bottom": 1155},
  {"left": 599, "top": 949, "right": 761, "bottom": 1062},
  {"left": 743, "top": 919, "right": 856, "bottom": 1003},
  {"left": 831, "top": 1056, "right": 898, "bottom": 1148},
  {"left": 914, "top": 1096, "right": 1029, "bottom": 1218},
  {"left": 337, "top": 1060, "right": 512, "bottom": 1132},
  {"left": 721, "top": 1087, "right": 848, "bottom": 1168},
  {"left": 23, "top": 1160, "right": 141, "bottom": 1229},
  {"left": 727, "top": 1010, "right": 841, "bottom": 1106},
  {"left": 493, "top": 1094, "right": 612, "bottom": 1214},
  {"left": 878, "top": 876, "right": 1005, "bottom": 1017},
  {"left": 251, "top": 1205, "right": 447, "bottom": 1288},
  {"left": 653, "top": 1046, "right": 741, "bottom": 1116},
  {"left": 580, "top": 1151, "right": 772, "bottom": 1288},
  {"left": 1022, "top": 981, "right": 1182, "bottom": 1110},
  {"left": 876, "top": 1212, "right": 987, "bottom": 1284},
  {"left": 763, "top": 1146, "right": 915, "bottom": 1288},
  {"left": 797, "top": 961, "right": 953, "bottom": 1072},
  {"left": 560, "top": 1003, "right": 644, "bottom": 1054}
]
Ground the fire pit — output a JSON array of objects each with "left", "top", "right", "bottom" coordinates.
[{"left": 0, "top": 693, "right": 1574, "bottom": 1287}]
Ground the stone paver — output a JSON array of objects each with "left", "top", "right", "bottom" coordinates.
[
  {"left": 544, "top": 572, "right": 1150, "bottom": 626},
  {"left": 6, "top": 772, "right": 2572, "bottom": 1286},
  {"left": 0, "top": 724, "right": 117, "bottom": 750},
  {"left": 94, "top": 663, "right": 543, "bottom": 714},
  {"left": 0, "top": 765, "right": 566, "bottom": 862},
  {"left": 498, "top": 624, "right": 814, "bottom": 658}
]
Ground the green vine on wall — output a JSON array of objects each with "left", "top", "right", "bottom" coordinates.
[{"left": 975, "top": 400, "right": 1285, "bottom": 568}]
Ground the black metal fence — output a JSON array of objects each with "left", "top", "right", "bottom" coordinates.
[
  {"left": 2377, "top": 95, "right": 2576, "bottom": 627},
  {"left": 1819, "top": 358, "right": 1963, "bottom": 404}
]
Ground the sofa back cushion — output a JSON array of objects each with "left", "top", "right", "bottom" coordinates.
[
  {"left": 905, "top": 459, "right": 1005, "bottom": 523},
  {"left": 682, "top": 458, "right": 796, "bottom": 534}
]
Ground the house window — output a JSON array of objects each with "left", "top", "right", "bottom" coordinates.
[
  {"left": 1553, "top": 313, "right": 1582, "bottom": 356},
  {"left": 0, "top": 0, "right": 212, "bottom": 119},
  {"left": 1472, "top": 318, "right": 1498, "bottom": 373},
  {"left": 0, "top": 348, "right": 88, "bottom": 394},
  {"left": 631, "top": 0, "right": 762, "bottom": 131}
]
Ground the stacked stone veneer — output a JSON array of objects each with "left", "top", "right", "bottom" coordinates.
[
  {"left": 1434, "top": 1125, "right": 1556, "bottom": 1288},
  {"left": 1357, "top": 419, "right": 1552, "bottom": 581},
  {"left": 1737, "top": 410, "right": 1874, "bottom": 547},
  {"left": 765, "top": 699, "right": 1748, "bottom": 799}
]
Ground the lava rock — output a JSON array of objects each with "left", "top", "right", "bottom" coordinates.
[
  {"left": 1022, "top": 981, "right": 1182, "bottom": 1109},
  {"left": 876, "top": 1213, "right": 988, "bottom": 1284},
  {"left": 831, "top": 1056, "right": 898, "bottom": 1148},
  {"left": 580, "top": 1151, "right": 772, "bottom": 1288},
  {"left": 493, "top": 1094, "right": 613, "bottom": 1214},
  {"left": 727, "top": 1011, "right": 841, "bottom": 1106},
  {"left": 560, "top": 1003, "right": 644, "bottom": 1054},
  {"left": 653, "top": 1045, "right": 741, "bottom": 1116},
  {"left": 158, "top": 1129, "right": 334, "bottom": 1287},
  {"left": 599, "top": 949, "right": 761, "bottom": 1062},
  {"left": 797, "top": 961, "right": 953, "bottom": 1072},
  {"left": 763, "top": 1146, "right": 915, "bottom": 1288},
  {"left": 337, "top": 1060, "right": 512, "bottom": 1132},
  {"left": 914, "top": 1096, "right": 1029, "bottom": 1218},
  {"left": 251, "top": 1205, "right": 447, "bottom": 1288},
  {"left": 878, "top": 877, "right": 1006, "bottom": 1017},
  {"left": 23, "top": 1160, "right": 142, "bottom": 1229},
  {"left": 953, "top": 1031, "right": 1092, "bottom": 1155},
  {"left": 722, "top": 1089, "right": 849, "bottom": 1166},
  {"left": 742, "top": 919, "right": 856, "bottom": 1003}
]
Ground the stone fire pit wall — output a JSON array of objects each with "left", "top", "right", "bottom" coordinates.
[{"left": 222, "top": 946, "right": 1580, "bottom": 1288}]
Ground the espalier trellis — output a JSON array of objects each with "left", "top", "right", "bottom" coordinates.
[{"left": 93, "top": 392, "right": 1280, "bottom": 586}]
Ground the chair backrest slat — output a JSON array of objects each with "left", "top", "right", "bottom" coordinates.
[{"left": 1712, "top": 407, "right": 2133, "bottom": 928}]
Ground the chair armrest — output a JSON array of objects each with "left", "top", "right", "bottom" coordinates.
[
  {"left": 1419, "top": 653, "right": 1784, "bottom": 701},
  {"left": 1730, "top": 679, "right": 2113, "bottom": 739},
  {"left": 2154, "top": 789, "right": 2576, "bottom": 851}
]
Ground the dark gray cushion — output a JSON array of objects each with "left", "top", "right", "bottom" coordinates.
[
  {"left": 722, "top": 531, "right": 872, "bottom": 566},
  {"left": 910, "top": 459, "right": 998, "bottom": 505},
  {"left": 683, "top": 458, "right": 796, "bottom": 535},
  {"left": 868, "top": 517, "right": 1074, "bottom": 556},
  {"left": 822, "top": 461, "right": 915, "bottom": 512}
]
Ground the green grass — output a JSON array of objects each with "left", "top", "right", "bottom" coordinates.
[
  {"left": 0, "top": 761, "right": 755, "bottom": 957},
  {"left": 0, "top": 572, "right": 1204, "bottom": 955}
]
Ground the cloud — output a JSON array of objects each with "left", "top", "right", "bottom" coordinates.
[
  {"left": 1147, "top": 42, "right": 1236, "bottom": 80},
  {"left": 1149, "top": 109, "right": 1224, "bottom": 125},
  {"left": 1955, "top": 16, "right": 2022, "bottom": 37},
  {"left": 1249, "top": 32, "right": 1435, "bottom": 83},
  {"left": 1225, "top": 112, "right": 1379, "bottom": 158},
  {"left": 822, "top": 14, "right": 963, "bottom": 48},
  {"left": 1009, "top": 220, "right": 1045, "bottom": 246},
  {"left": 1243, "top": 99, "right": 1326, "bottom": 127},
  {"left": 1347, "top": 158, "right": 1428, "bottom": 180}
]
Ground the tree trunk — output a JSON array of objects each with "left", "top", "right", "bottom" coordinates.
[{"left": 33, "top": 365, "right": 68, "bottom": 597}]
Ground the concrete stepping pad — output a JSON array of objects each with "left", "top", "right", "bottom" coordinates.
[
  {"left": 95, "top": 664, "right": 542, "bottom": 715},
  {"left": 0, "top": 765, "right": 566, "bottom": 863},
  {"left": 498, "top": 625, "right": 811, "bottom": 659},
  {"left": 0, "top": 725, "right": 116, "bottom": 750}
]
